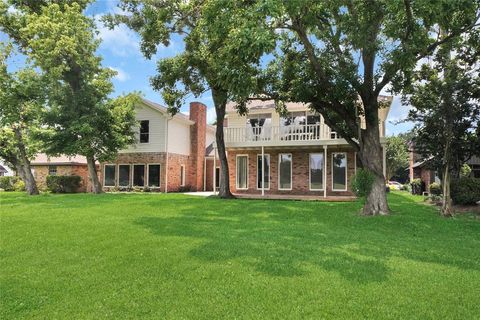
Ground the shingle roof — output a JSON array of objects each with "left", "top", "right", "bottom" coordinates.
[{"left": 31, "top": 154, "right": 89, "bottom": 165}]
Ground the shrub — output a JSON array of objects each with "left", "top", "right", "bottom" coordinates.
[
  {"left": 460, "top": 164, "right": 472, "bottom": 177},
  {"left": 178, "top": 185, "right": 193, "bottom": 192},
  {"left": 0, "top": 176, "right": 20, "bottom": 191},
  {"left": 450, "top": 177, "right": 480, "bottom": 205},
  {"left": 46, "top": 175, "right": 82, "bottom": 193},
  {"left": 13, "top": 179, "right": 26, "bottom": 192},
  {"left": 350, "top": 169, "right": 376, "bottom": 198},
  {"left": 429, "top": 182, "right": 442, "bottom": 195},
  {"left": 411, "top": 178, "right": 423, "bottom": 195}
]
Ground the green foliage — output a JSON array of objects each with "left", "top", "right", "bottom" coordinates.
[
  {"left": 429, "top": 182, "right": 442, "bottom": 196},
  {"left": 46, "top": 175, "right": 81, "bottom": 193},
  {"left": 386, "top": 135, "right": 410, "bottom": 181},
  {"left": 0, "top": 176, "right": 19, "bottom": 191},
  {"left": 13, "top": 179, "right": 25, "bottom": 192},
  {"left": 411, "top": 178, "right": 423, "bottom": 195},
  {"left": 350, "top": 169, "right": 376, "bottom": 198},
  {"left": 2, "top": 2, "right": 138, "bottom": 167},
  {"left": 450, "top": 177, "right": 480, "bottom": 205},
  {"left": 460, "top": 164, "right": 472, "bottom": 177}
]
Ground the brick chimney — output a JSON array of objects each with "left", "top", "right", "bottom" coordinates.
[{"left": 189, "top": 102, "right": 207, "bottom": 191}]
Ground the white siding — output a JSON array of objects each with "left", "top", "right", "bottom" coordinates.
[
  {"left": 206, "top": 128, "right": 215, "bottom": 147},
  {"left": 167, "top": 119, "right": 191, "bottom": 155},
  {"left": 120, "top": 104, "right": 167, "bottom": 153}
]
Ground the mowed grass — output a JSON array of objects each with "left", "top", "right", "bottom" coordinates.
[{"left": 1, "top": 192, "right": 479, "bottom": 319}]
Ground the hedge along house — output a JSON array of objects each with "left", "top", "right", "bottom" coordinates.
[
  {"left": 101, "top": 99, "right": 216, "bottom": 192},
  {"left": 224, "top": 97, "right": 392, "bottom": 198},
  {"left": 30, "top": 154, "right": 96, "bottom": 192}
]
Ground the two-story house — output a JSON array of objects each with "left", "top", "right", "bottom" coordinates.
[
  {"left": 224, "top": 97, "right": 392, "bottom": 198},
  {"left": 101, "top": 99, "right": 217, "bottom": 192}
]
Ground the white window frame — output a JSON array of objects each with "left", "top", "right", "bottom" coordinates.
[
  {"left": 256, "top": 154, "right": 271, "bottom": 190},
  {"left": 132, "top": 164, "right": 146, "bottom": 187},
  {"left": 309, "top": 153, "right": 324, "bottom": 191},
  {"left": 139, "top": 120, "right": 150, "bottom": 144},
  {"left": 180, "top": 165, "right": 186, "bottom": 186},
  {"left": 147, "top": 164, "right": 161, "bottom": 188},
  {"left": 236, "top": 154, "right": 249, "bottom": 190},
  {"left": 118, "top": 164, "right": 131, "bottom": 187},
  {"left": 48, "top": 165, "right": 57, "bottom": 176},
  {"left": 331, "top": 152, "right": 348, "bottom": 192},
  {"left": 103, "top": 164, "right": 116, "bottom": 187},
  {"left": 278, "top": 153, "right": 293, "bottom": 191}
]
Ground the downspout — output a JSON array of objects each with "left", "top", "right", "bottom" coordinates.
[
  {"left": 203, "top": 157, "right": 207, "bottom": 191},
  {"left": 164, "top": 117, "right": 170, "bottom": 193},
  {"left": 382, "top": 144, "right": 386, "bottom": 181},
  {"left": 261, "top": 145, "right": 265, "bottom": 196},
  {"left": 323, "top": 145, "right": 327, "bottom": 198}
]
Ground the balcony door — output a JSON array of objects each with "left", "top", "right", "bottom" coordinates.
[{"left": 246, "top": 113, "right": 271, "bottom": 141}]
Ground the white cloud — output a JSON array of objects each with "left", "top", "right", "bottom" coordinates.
[
  {"left": 206, "top": 107, "right": 216, "bottom": 124},
  {"left": 95, "top": 17, "right": 140, "bottom": 57},
  {"left": 109, "top": 67, "right": 129, "bottom": 82}
]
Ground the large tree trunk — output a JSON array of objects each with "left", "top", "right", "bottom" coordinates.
[
  {"left": 86, "top": 154, "right": 102, "bottom": 194},
  {"left": 212, "top": 88, "right": 234, "bottom": 199},
  {"left": 13, "top": 128, "right": 39, "bottom": 195},
  {"left": 359, "top": 109, "right": 389, "bottom": 216}
]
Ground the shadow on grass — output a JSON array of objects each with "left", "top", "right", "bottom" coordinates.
[{"left": 134, "top": 192, "right": 480, "bottom": 282}]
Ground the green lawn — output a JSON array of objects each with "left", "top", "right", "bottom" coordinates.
[{"left": 1, "top": 192, "right": 479, "bottom": 319}]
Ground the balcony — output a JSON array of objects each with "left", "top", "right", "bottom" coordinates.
[{"left": 224, "top": 124, "right": 347, "bottom": 148}]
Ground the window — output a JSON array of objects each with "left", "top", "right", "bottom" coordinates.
[
  {"left": 332, "top": 153, "right": 347, "bottom": 191},
  {"left": 180, "top": 165, "right": 185, "bottom": 186},
  {"left": 215, "top": 167, "right": 220, "bottom": 190},
  {"left": 236, "top": 155, "right": 248, "bottom": 189},
  {"left": 48, "top": 165, "right": 57, "bottom": 176},
  {"left": 278, "top": 153, "right": 292, "bottom": 190},
  {"left": 118, "top": 164, "right": 131, "bottom": 187},
  {"left": 148, "top": 164, "right": 161, "bottom": 188},
  {"left": 139, "top": 120, "right": 149, "bottom": 143},
  {"left": 133, "top": 164, "right": 145, "bottom": 187},
  {"left": 257, "top": 154, "right": 270, "bottom": 189},
  {"left": 310, "top": 153, "right": 324, "bottom": 190},
  {"left": 104, "top": 165, "right": 116, "bottom": 187}
]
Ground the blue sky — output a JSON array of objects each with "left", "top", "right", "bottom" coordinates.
[{"left": 4, "top": 0, "right": 414, "bottom": 135}]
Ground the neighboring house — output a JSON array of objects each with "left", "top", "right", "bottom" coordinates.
[
  {"left": 30, "top": 154, "right": 96, "bottom": 192},
  {"left": 101, "top": 99, "right": 216, "bottom": 192},
  {"left": 409, "top": 150, "right": 480, "bottom": 192},
  {"left": 223, "top": 97, "right": 392, "bottom": 198},
  {"left": 0, "top": 161, "right": 14, "bottom": 176}
]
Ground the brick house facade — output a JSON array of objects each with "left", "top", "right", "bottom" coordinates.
[
  {"left": 223, "top": 98, "right": 391, "bottom": 198},
  {"left": 101, "top": 99, "right": 216, "bottom": 192}
]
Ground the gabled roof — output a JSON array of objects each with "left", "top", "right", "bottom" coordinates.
[
  {"left": 141, "top": 98, "right": 194, "bottom": 125},
  {"left": 31, "top": 154, "right": 89, "bottom": 165},
  {"left": 0, "top": 165, "right": 7, "bottom": 173}
]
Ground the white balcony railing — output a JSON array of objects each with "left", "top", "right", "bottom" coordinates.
[{"left": 224, "top": 124, "right": 340, "bottom": 144}]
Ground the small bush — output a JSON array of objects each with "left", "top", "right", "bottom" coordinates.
[
  {"left": 460, "top": 164, "right": 472, "bottom": 177},
  {"left": 46, "top": 175, "right": 82, "bottom": 193},
  {"left": 13, "top": 179, "right": 26, "bottom": 192},
  {"left": 350, "top": 169, "right": 376, "bottom": 198},
  {"left": 450, "top": 177, "right": 480, "bottom": 205},
  {"left": 411, "top": 178, "right": 423, "bottom": 195},
  {"left": 429, "top": 182, "right": 442, "bottom": 195},
  {"left": 0, "top": 176, "right": 20, "bottom": 191}
]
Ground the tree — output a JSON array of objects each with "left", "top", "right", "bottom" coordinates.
[
  {"left": 0, "top": 44, "right": 46, "bottom": 195},
  {"left": 106, "top": 0, "right": 255, "bottom": 198},
  {"left": 200, "top": 0, "right": 480, "bottom": 215},
  {"left": 385, "top": 135, "right": 409, "bottom": 182},
  {"left": 404, "top": 40, "right": 480, "bottom": 216},
  {"left": 1, "top": 2, "right": 138, "bottom": 194}
]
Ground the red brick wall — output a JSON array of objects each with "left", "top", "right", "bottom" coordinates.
[
  {"left": 227, "top": 147, "right": 356, "bottom": 196},
  {"left": 100, "top": 152, "right": 193, "bottom": 192},
  {"left": 32, "top": 164, "right": 91, "bottom": 192},
  {"left": 189, "top": 102, "right": 207, "bottom": 191}
]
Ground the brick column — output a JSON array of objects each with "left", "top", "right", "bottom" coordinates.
[{"left": 189, "top": 102, "right": 207, "bottom": 191}]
